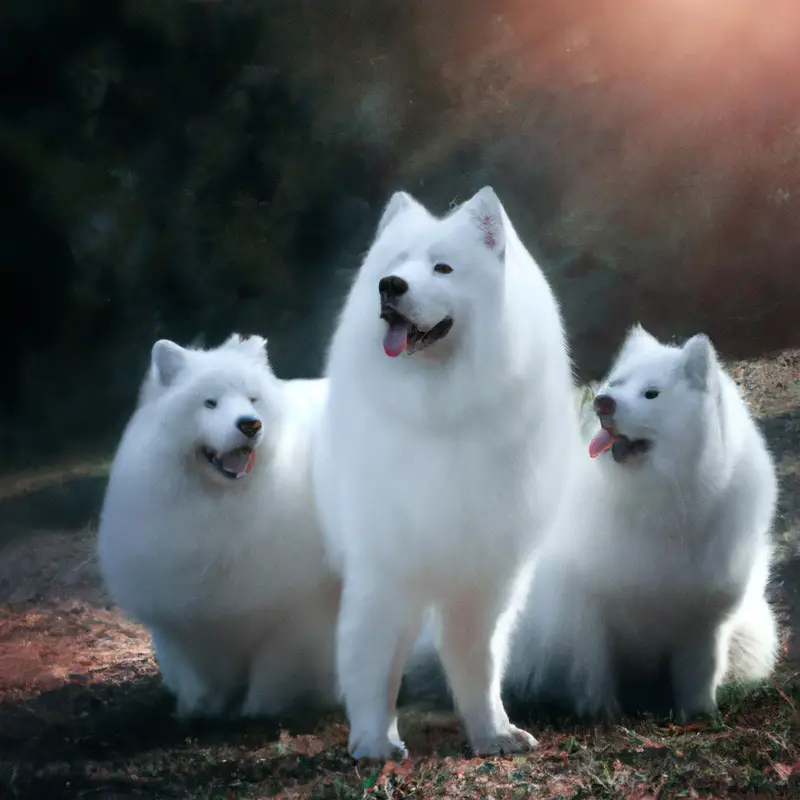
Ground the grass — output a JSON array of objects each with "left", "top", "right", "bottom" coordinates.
[
  {"left": 0, "top": 580, "right": 795, "bottom": 799},
  {"left": 0, "top": 349, "right": 797, "bottom": 799},
  {"left": 166, "top": 664, "right": 799, "bottom": 799},
  {"left": 235, "top": 668, "right": 799, "bottom": 799}
]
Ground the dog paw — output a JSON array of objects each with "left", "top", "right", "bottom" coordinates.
[
  {"left": 470, "top": 724, "right": 539, "bottom": 756},
  {"left": 349, "top": 728, "right": 408, "bottom": 763}
]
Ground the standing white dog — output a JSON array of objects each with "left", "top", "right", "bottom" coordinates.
[
  {"left": 98, "top": 334, "right": 340, "bottom": 719},
  {"left": 313, "top": 186, "right": 580, "bottom": 759},
  {"left": 506, "top": 326, "right": 780, "bottom": 720}
]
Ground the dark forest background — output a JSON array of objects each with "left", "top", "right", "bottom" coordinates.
[{"left": 2, "top": 0, "right": 800, "bottom": 472}]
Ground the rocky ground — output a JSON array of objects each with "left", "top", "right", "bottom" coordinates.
[{"left": 0, "top": 351, "right": 797, "bottom": 799}]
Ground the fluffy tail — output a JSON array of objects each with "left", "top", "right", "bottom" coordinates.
[{"left": 725, "top": 593, "right": 780, "bottom": 684}]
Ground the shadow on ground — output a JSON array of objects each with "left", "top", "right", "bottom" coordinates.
[{"left": 0, "top": 670, "right": 350, "bottom": 798}]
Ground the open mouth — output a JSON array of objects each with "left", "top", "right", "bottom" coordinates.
[
  {"left": 588, "top": 426, "right": 652, "bottom": 463},
  {"left": 380, "top": 305, "right": 453, "bottom": 358},
  {"left": 201, "top": 445, "right": 256, "bottom": 480}
]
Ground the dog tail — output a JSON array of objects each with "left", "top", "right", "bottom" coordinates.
[{"left": 726, "top": 592, "right": 781, "bottom": 684}]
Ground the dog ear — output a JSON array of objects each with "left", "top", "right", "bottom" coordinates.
[
  {"left": 461, "top": 186, "right": 506, "bottom": 258},
  {"left": 151, "top": 340, "right": 188, "bottom": 388},
  {"left": 224, "top": 333, "right": 270, "bottom": 367},
  {"left": 241, "top": 334, "right": 270, "bottom": 367},
  {"left": 681, "top": 333, "right": 716, "bottom": 391},
  {"left": 375, "top": 191, "right": 418, "bottom": 238},
  {"left": 615, "top": 324, "right": 660, "bottom": 363},
  {"left": 625, "top": 324, "right": 659, "bottom": 347}
]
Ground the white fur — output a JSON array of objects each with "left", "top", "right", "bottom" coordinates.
[
  {"left": 97, "top": 334, "right": 341, "bottom": 718},
  {"left": 506, "top": 326, "right": 780, "bottom": 720},
  {"left": 312, "top": 186, "right": 580, "bottom": 758}
]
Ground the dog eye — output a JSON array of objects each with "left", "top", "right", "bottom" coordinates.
[
  {"left": 644, "top": 388, "right": 659, "bottom": 400},
  {"left": 433, "top": 263, "right": 453, "bottom": 275},
  {"left": 249, "top": 397, "right": 259, "bottom": 404},
  {"left": 204, "top": 399, "right": 218, "bottom": 409}
]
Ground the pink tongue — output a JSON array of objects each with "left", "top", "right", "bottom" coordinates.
[
  {"left": 383, "top": 321, "right": 409, "bottom": 357},
  {"left": 589, "top": 428, "right": 616, "bottom": 459},
  {"left": 220, "top": 448, "right": 254, "bottom": 477}
]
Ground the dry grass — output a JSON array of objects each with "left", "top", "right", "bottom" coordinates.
[
  {"left": 0, "top": 350, "right": 797, "bottom": 799},
  {"left": 0, "top": 616, "right": 795, "bottom": 800}
]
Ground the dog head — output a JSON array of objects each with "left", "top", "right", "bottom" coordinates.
[
  {"left": 147, "top": 333, "right": 276, "bottom": 486},
  {"left": 364, "top": 186, "right": 508, "bottom": 361},
  {"left": 588, "top": 325, "right": 720, "bottom": 472}
]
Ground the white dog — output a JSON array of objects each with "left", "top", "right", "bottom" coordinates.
[
  {"left": 313, "top": 186, "right": 581, "bottom": 758},
  {"left": 98, "top": 334, "right": 341, "bottom": 719},
  {"left": 506, "top": 326, "right": 780, "bottom": 720}
]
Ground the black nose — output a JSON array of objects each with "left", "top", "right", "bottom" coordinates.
[
  {"left": 378, "top": 275, "right": 409, "bottom": 301},
  {"left": 593, "top": 394, "right": 616, "bottom": 415},
  {"left": 236, "top": 417, "right": 262, "bottom": 439}
]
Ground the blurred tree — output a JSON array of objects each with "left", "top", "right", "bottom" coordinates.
[{"left": 2, "top": 0, "right": 800, "bottom": 470}]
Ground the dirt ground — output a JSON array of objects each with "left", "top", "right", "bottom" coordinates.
[{"left": 0, "top": 352, "right": 798, "bottom": 799}]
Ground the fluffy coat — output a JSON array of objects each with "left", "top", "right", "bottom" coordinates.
[
  {"left": 312, "top": 186, "right": 581, "bottom": 758},
  {"left": 506, "top": 326, "right": 780, "bottom": 719},
  {"left": 98, "top": 334, "right": 340, "bottom": 718}
]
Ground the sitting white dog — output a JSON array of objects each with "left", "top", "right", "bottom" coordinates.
[
  {"left": 506, "top": 326, "right": 780, "bottom": 720},
  {"left": 97, "top": 333, "right": 340, "bottom": 718}
]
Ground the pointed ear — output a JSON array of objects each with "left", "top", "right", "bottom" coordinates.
[
  {"left": 151, "top": 340, "right": 188, "bottom": 388},
  {"left": 462, "top": 186, "right": 506, "bottom": 257},
  {"left": 376, "top": 191, "right": 417, "bottom": 238},
  {"left": 615, "top": 324, "right": 660, "bottom": 363},
  {"left": 243, "top": 334, "right": 270, "bottom": 367},
  {"left": 625, "top": 323, "right": 660, "bottom": 348},
  {"left": 681, "top": 333, "right": 716, "bottom": 391},
  {"left": 225, "top": 332, "right": 270, "bottom": 367}
]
